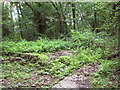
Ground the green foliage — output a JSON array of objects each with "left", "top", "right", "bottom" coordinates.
[
  {"left": 90, "top": 58, "right": 119, "bottom": 88},
  {"left": 2, "top": 34, "right": 119, "bottom": 88},
  {"left": 2, "top": 28, "right": 119, "bottom": 88},
  {"left": 70, "top": 29, "right": 119, "bottom": 88},
  {"left": 49, "top": 55, "right": 81, "bottom": 79},
  {"left": 2, "top": 38, "right": 74, "bottom": 54},
  {"left": 71, "top": 29, "right": 118, "bottom": 58},
  {"left": 2, "top": 2, "right": 119, "bottom": 88}
]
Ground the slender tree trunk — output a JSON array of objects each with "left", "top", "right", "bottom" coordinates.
[
  {"left": 59, "top": 2, "right": 68, "bottom": 34},
  {"left": 94, "top": 11, "right": 97, "bottom": 32},
  {"left": 25, "top": 2, "right": 46, "bottom": 34},
  {"left": 93, "top": 3, "right": 98, "bottom": 33},
  {"left": 2, "top": 2, "right": 10, "bottom": 37},
  {"left": 50, "top": 1, "right": 62, "bottom": 33},
  {"left": 37, "top": 3, "right": 46, "bottom": 34},
  {"left": 19, "top": 3, "right": 27, "bottom": 29},
  {"left": 15, "top": 2, "right": 23, "bottom": 38},
  {"left": 72, "top": 3, "right": 75, "bottom": 30},
  {"left": 10, "top": 3, "right": 14, "bottom": 32},
  {"left": 10, "top": 2, "right": 15, "bottom": 39}
]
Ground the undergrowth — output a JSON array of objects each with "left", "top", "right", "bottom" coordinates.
[
  {"left": 1, "top": 30, "right": 119, "bottom": 88},
  {"left": 2, "top": 38, "right": 75, "bottom": 54},
  {"left": 90, "top": 58, "right": 119, "bottom": 88}
]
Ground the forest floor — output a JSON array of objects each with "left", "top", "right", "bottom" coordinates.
[
  {"left": 48, "top": 50, "right": 100, "bottom": 88},
  {"left": 2, "top": 50, "right": 119, "bottom": 88},
  {"left": 53, "top": 63, "right": 99, "bottom": 88},
  {"left": 2, "top": 50, "right": 101, "bottom": 88}
]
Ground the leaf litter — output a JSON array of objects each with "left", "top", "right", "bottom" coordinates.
[{"left": 2, "top": 50, "right": 100, "bottom": 88}]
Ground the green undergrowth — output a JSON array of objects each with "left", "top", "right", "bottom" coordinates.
[
  {"left": 2, "top": 46, "right": 114, "bottom": 88},
  {"left": 2, "top": 49, "right": 119, "bottom": 88},
  {"left": 2, "top": 38, "right": 75, "bottom": 54},
  {"left": 1, "top": 47, "right": 102, "bottom": 88},
  {"left": 90, "top": 58, "right": 119, "bottom": 88},
  {"left": 2, "top": 30, "right": 119, "bottom": 88},
  {"left": 70, "top": 30, "right": 119, "bottom": 88}
]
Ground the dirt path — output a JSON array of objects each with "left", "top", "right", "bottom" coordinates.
[
  {"left": 53, "top": 63, "right": 99, "bottom": 88},
  {"left": 46, "top": 50, "right": 73, "bottom": 61},
  {"left": 2, "top": 50, "right": 74, "bottom": 88},
  {"left": 2, "top": 50, "right": 100, "bottom": 88},
  {"left": 47, "top": 51, "right": 100, "bottom": 88}
]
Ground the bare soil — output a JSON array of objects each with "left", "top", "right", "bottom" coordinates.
[{"left": 53, "top": 63, "right": 99, "bottom": 88}]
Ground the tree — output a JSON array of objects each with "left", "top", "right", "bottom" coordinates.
[
  {"left": 72, "top": 3, "right": 75, "bottom": 30},
  {"left": 15, "top": 2, "right": 23, "bottom": 38}
]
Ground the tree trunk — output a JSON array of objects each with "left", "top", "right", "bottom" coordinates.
[
  {"left": 2, "top": 2, "right": 10, "bottom": 37},
  {"left": 72, "top": 3, "right": 75, "bottom": 30},
  {"left": 15, "top": 2, "right": 23, "bottom": 38},
  {"left": 59, "top": 2, "right": 69, "bottom": 34},
  {"left": 49, "top": 1, "right": 62, "bottom": 34},
  {"left": 25, "top": 2, "right": 46, "bottom": 34},
  {"left": 93, "top": 3, "right": 98, "bottom": 33},
  {"left": 19, "top": 3, "right": 27, "bottom": 29},
  {"left": 10, "top": 2, "right": 14, "bottom": 32}
]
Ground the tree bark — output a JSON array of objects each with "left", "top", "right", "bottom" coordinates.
[
  {"left": 19, "top": 3, "right": 27, "bottom": 29},
  {"left": 50, "top": 1, "right": 62, "bottom": 33},
  {"left": 72, "top": 3, "right": 75, "bottom": 30},
  {"left": 10, "top": 2, "right": 14, "bottom": 32},
  {"left": 93, "top": 3, "right": 98, "bottom": 33},
  {"left": 25, "top": 2, "right": 46, "bottom": 34},
  {"left": 59, "top": 2, "right": 68, "bottom": 34},
  {"left": 15, "top": 2, "right": 23, "bottom": 38}
]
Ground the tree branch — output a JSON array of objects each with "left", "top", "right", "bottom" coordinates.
[{"left": 25, "top": 2, "right": 40, "bottom": 17}]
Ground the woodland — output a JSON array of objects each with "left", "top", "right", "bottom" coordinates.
[{"left": 1, "top": 1, "right": 120, "bottom": 88}]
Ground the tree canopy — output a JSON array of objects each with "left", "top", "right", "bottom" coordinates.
[{"left": 2, "top": 2, "right": 120, "bottom": 40}]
